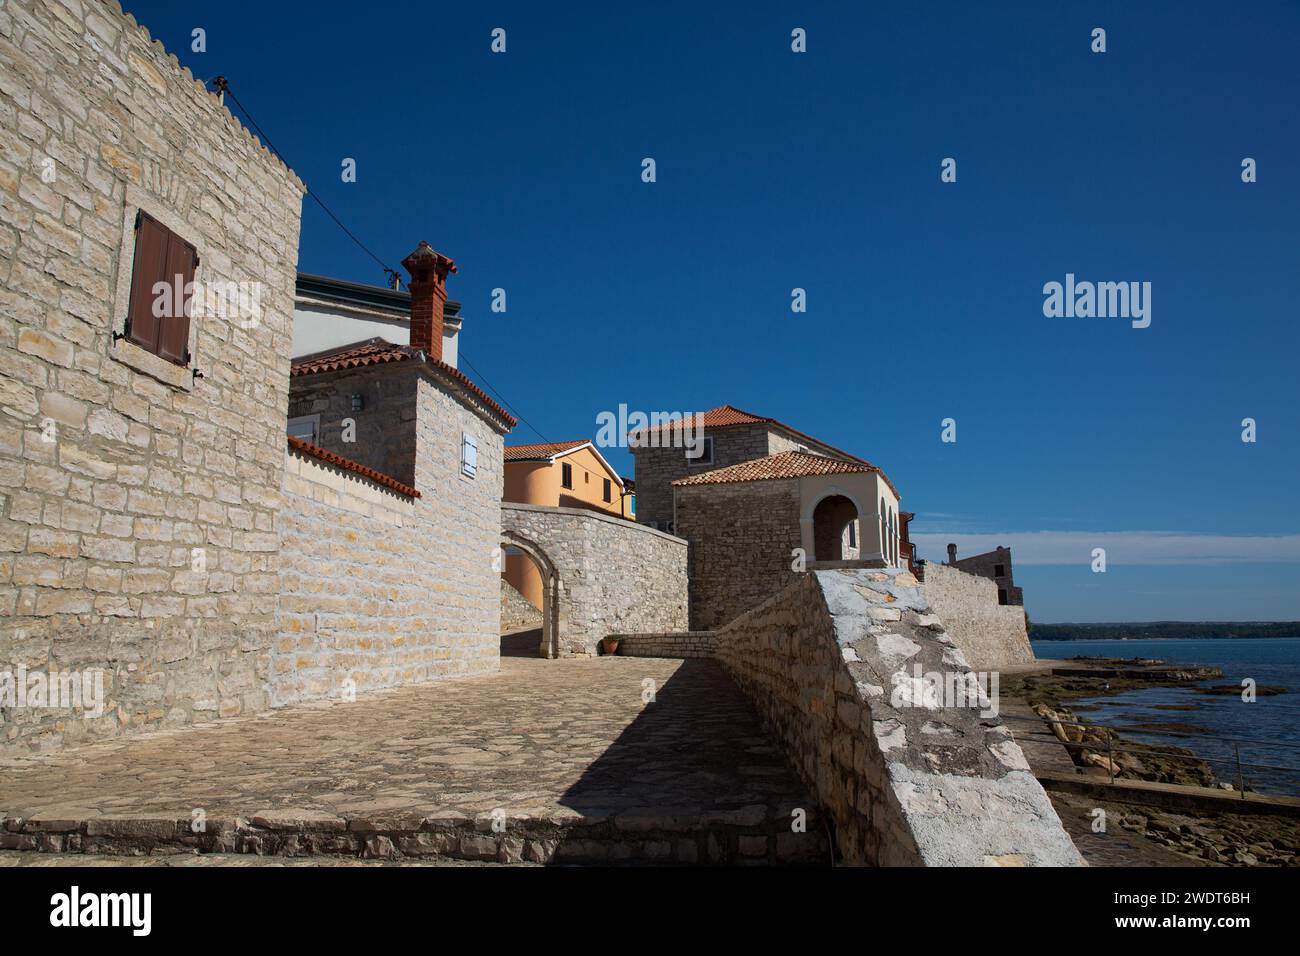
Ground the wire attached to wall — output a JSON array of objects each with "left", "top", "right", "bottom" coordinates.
[
  {"left": 211, "top": 77, "right": 402, "bottom": 289},
  {"left": 213, "top": 76, "right": 632, "bottom": 493}
]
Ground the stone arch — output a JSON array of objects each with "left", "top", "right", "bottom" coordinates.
[
  {"left": 812, "top": 493, "right": 859, "bottom": 562},
  {"left": 802, "top": 485, "right": 866, "bottom": 525},
  {"left": 500, "top": 529, "right": 562, "bottom": 659}
]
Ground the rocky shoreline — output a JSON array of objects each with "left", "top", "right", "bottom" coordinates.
[
  {"left": 1001, "top": 656, "right": 1299, "bottom": 867},
  {"left": 1001, "top": 657, "right": 1226, "bottom": 788}
]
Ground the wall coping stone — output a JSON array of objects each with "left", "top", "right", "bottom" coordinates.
[
  {"left": 502, "top": 502, "right": 687, "bottom": 546},
  {"left": 714, "top": 567, "right": 1083, "bottom": 866}
]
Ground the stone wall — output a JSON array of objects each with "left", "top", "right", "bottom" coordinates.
[
  {"left": 674, "top": 478, "right": 802, "bottom": 630},
  {"left": 0, "top": 0, "right": 304, "bottom": 752},
  {"left": 281, "top": 357, "right": 508, "bottom": 699},
  {"left": 611, "top": 631, "right": 716, "bottom": 659},
  {"left": 274, "top": 391, "right": 504, "bottom": 705},
  {"left": 713, "top": 568, "right": 1082, "bottom": 866},
  {"left": 500, "top": 503, "right": 688, "bottom": 656},
  {"left": 287, "top": 363, "right": 419, "bottom": 487},
  {"left": 500, "top": 578, "right": 541, "bottom": 633},
  {"left": 948, "top": 546, "right": 1023, "bottom": 605},
  {"left": 632, "top": 423, "right": 775, "bottom": 528},
  {"left": 632, "top": 421, "right": 855, "bottom": 529},
  {"left": 919, "top": 562, "right": 1034, "bottom": 671}
]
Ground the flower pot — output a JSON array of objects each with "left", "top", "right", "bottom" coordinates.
[{"left": 601, "top": 638, "right": 621, "bottom": 656}]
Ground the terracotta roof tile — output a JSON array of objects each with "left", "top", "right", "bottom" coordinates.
[
  {"left": 287, "top": 435, "right": 421, "bottom": 498},
  {"left": 289, "top": 338, "right": 517, "bottom": 429},
  {"left": 673, "top": 450, "right": 878, "bottom": 487},
  {"left": 289, "top": 338, "right": 410, "bottom": 375},
  {"left": 504, "top": 440, "right": 589, "bottom": 462},
  {"left": 634, "top": 404, "right": 899, "bottom": 497},
  {"left": 632, "top": 404, "right": 769, "bottom": 432}
]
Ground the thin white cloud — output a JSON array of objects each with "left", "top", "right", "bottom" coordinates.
[{"left": 910, "top": 531, "right": 1300, "bottom": 566}]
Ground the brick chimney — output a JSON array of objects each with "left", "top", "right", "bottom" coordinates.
[
  {"left": 947, "top": 543, "right": 957, "bottom": 564},
  {"left": 401, "top": 241, "right": 457, "bottom": 362}
]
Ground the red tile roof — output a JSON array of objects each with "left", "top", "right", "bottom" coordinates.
[
  {"left": 504, "top": 440, "right": 590, "bottom": 462},
  {"left": 290, "top": 338, "right": 411, "bottom": 375},
  {"left": 289, "top": 338, "right": 517, "bottom": 429},
  {"left": 287, "top": 435, "right": 421, "bottom": 498},
  {"left": 672, "top": 405, "right": 770, "bottom": 429},
  {"left": 673, "top": 450, "right": 878, "bottom": 487},
  {"left": 634, "top": 404, "right": 898, "bottom": 496}
]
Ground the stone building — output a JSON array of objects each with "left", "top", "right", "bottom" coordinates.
[
  {"left": 0, "top": 0, "right": 304, "bottom": 750},
  {"left": 629, "top": 404, "right": 868, "bottom": 531},
  {"left": 502, "top": 439, "right": 630, "bottom": 610},
  {"left": 946, "top": 543, "right": 1023, "bottom": 606},
  {"left": 0, "top": 0, "right": 518, "bottom": 753},
  {"left": 277, "top": 241, "right": 517, "bottom": 704},
  {"left": 673, "top": 450, "right": 904, "bottom": 630}
]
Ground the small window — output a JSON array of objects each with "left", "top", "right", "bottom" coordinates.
[
  {"left": 603, "top": 478, "right": 612, "bottom": 502},
  {"left": 287, "top": 415, "right": 319, "bottom": 444},
  {"left": 686, "top": 436, "right": 714, "bottom": 465},
  {"left": 561, "top": 462, "right": 573, "bottom": 489},
  {"left": 124, "top": 210, "right": 197, "bottom": 365},
  {"left": 998, "top": 589, "right": 1009, "bottom": 606},
  {"left": 848, "top": 521, "right": 857, "bottom": 548},
  {"left": 461, "top": 433, "right": 478, "bottom": 478},
  {"left": 994, "top": 564, "right": 1006, "bottom": 577}
]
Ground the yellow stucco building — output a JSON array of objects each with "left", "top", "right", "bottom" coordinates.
[{"left": 502, "top": 441, "right": 632, "bottom": 607}]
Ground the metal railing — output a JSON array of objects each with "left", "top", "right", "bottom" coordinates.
[{"left": 1000, "top": 711, "right": 1300, "bottom": 798}]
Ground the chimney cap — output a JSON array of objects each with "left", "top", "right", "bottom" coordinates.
[{"left": 401, "top": 241, "right": 457, "bottom": 280}]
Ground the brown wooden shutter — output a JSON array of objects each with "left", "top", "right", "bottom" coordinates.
[
  {"left": 157, "top": 231, "right": 196, "bottom": 364},
  {"left": 126, "top": 212, "right": 167, "bottom": 354},
  {"left": 125, "top": 212, "right": 197, "bottom": 364}
]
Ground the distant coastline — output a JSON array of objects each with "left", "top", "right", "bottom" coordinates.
[{"left": 1030, "top": 622, "right": 1300, "bottom": 641}]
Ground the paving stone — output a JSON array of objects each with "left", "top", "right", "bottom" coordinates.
[{"left": 0, "top": 655, "right": 819, "bottom": 863}]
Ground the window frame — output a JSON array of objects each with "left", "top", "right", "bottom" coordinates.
[
  {"left": 685, "top": 435, "right": 714, "bottom": 466},
  {"left": 461, "top": 432, "right": 478, "bottom": 478},
  {"left": 123, "top": 210, "right": 197, "bottom": 364},
  {"left": 561, "top": 461, "right": 573, "bottom": 489},
  {"left": 109, "top": 191, "right": 205, "bottom": 391},
  {"left": 287, "top": 414, "right": 320, "bottom": 444}
]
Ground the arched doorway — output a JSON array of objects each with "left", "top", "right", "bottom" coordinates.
[
  {"left": 812, "top": 494, "right": 859, "bottom": 561},
  {"left": 500, "top": 531, "right": 562, "bottom": 659}
]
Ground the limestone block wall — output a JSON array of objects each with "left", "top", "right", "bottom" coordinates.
[
  {"left": 500, "top": 503, "right": 688, "bottom": 656},
  {"left": 674, "top": 478, "right": 802, "bottom": 630},
  {"left": 918, "top": 562, "right": 1034, "bottom": 670},
  {"left": 633, "top": 422, "right": 855, "bottom": 529},
  {"left": 274, "top": 416, "right": 502, "bottom": 705},
  {"left": 500, "top": 578, "right": 541, "bottom": 633},
  {"left": 287, "top": 364, "right": 419, "bottom": 488},
  {"left": 713, "top": 568, "right": 1081, "bottom": 866},
  {"left": 632, "top": 423, "right": 775, "bottom": 527},
  {"left": 412, "top": 371, "right": 506, "bottom": 666},
  {"left": 611, "top": 631, "right": 716, "bottom": 659},
  {"left": 0, "top": 0, "right": 304, "bottom": 753},
  {"left": 949, "top": 546, "right": 1023, "bottom": 605}
]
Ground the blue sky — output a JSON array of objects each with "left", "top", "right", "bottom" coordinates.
[{"left": 122, "top": 0, "right": 1300, "bottom": 622}]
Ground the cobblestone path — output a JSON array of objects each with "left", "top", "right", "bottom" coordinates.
[{"left": 0, "top": 648, "right": 824, "bottom": 864}]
